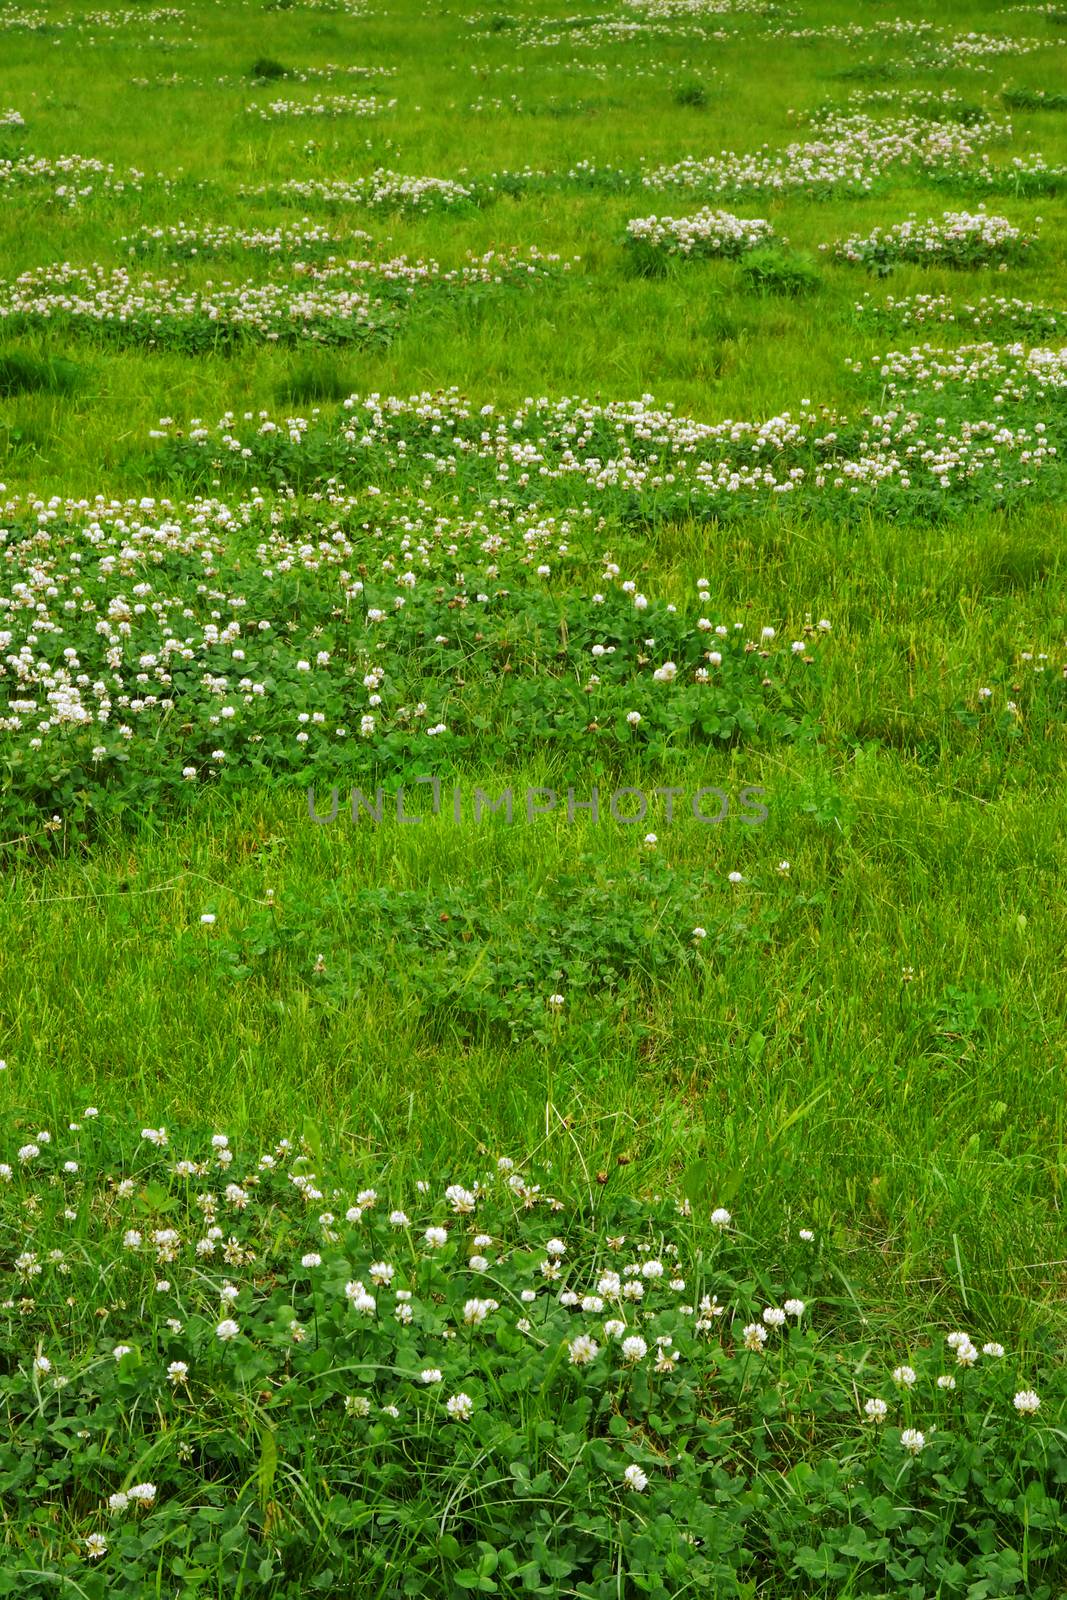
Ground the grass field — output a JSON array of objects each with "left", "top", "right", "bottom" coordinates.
[{"left": 0, "top": 0, "right": 1065, "bottom": 1593}]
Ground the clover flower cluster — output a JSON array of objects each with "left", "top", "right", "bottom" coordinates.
[
  {"left": 643, "top": 114, "right": 1007, "bottom": 197},
  {"left": 512, "top": 14, "right": 728, "bottom": 48},
  {"left": 0, "top": 475, "right": 822, "bottom": 808},
  {"left": 0, "top": 154, "right": 165, "bottom": 207},
  {"left": 826, "top": 209, "right": 1038, "bottom": 267},
  {"left": 0, "top": 107, "right": 25, "bottom": 128},
  {"left": 158, "top": 368, "right": 1063, "bottom": 516},
  {"left": 0, "top": 263, "right": 389, "bottom": 350},
  {"left": 0, "top": 4, "right": 185, "bottom": 31},
  {"left": 120, "top": 219, "right": 360, "bottom": 260},
  {"left": 0, "top": 248, "right": 571, "bottom": 351},
  {"left": 257, "top": 169, "right": 478, "bottom": 213},
  {"left": 854, "top": 292, "right": 1062, "bottom": 337},
  {"left": 252, "top": 62, "right": 397, "bottom": 83},
  {"left": 851, "top": 341, "right": 1067, "bottom": 405},
  {"left": 246, "top": 93, "right": 396, "bottom": 121},
  {"left": 928, "top": 151, "right": 1067, "bottom": 196},
  {"left": 2, "top": 1104, "right": 1055, "bottom": 1587},
  {"left": 624, "top": 207, "right": 776, "bottom": 259}
]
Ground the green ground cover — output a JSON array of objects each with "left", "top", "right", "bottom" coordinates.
[{"left": 0, "top": 0, "right": 1064, "bottom": 1592}]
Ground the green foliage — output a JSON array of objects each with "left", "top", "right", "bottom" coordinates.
[
  {"left": 737, "top": 246, "right": 821, "bottom": 297},
  {"left": 672, "top": 80, "right": 709, "bottom": 109},
  {"left": 1002, "top": 87, "right": 1067, "bottom": 109},
  {"left": 248, "top": 56, "right": 291, "bottom": 79},
  {"left": 0, "top": 349, "right": 81, "bottom": 397}
]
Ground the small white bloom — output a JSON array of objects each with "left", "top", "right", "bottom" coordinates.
[{"left": 568, "top": 1334, "right": 599, "bottom": 1366}]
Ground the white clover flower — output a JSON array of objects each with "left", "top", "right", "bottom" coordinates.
[
  {"left": 641, "top": 1260, "right": 664, "bottom": 1280},
  {"left": 33, "top": 1354, "right": 52, "bottom": 1376},
  {"left": 621, "top": 1335, "right": 647, "bottom": 1362},
  {"left": 108, "top": 1492, "right": 129, "bottom": 1514},
  {"left": 200, "top": 913, "right": 216, "bottom": 925},
  {"left": 369, "top": 1262, "right": 394, "bottom": 1286},
  {"left": 982, "top": 1342, "right": 1005, "bottom": 1358},
  {"left": 469, "top": 1255, "right": 490, "bottom": 1273},
  {"left": 389, "top": 1210, "right": 410, "bottom": 1227},
  {"left": 301, "top": 1252, "right": 322, "bottom": 1269},
  {"left": 445, "top": 1184, "right": 476, "bottom": 1213},
  {"left": 743, "top": 1323, "right": 769, "bottom": 1352},
  {"left": 892, "top": 1365, "right": 917, "bottom": 1387},
  {"left": 864, "top": 1397, "right": 889, "bottom": 1422},
  {"left": 626, "top": 711, "right": 642, "bottom": 727},
  {"left": 344, "top": 1281, "right": 376, "bottom": 1313},
  {"left": 215, "top": 1319, "right": 240, "bottom": 1341},
  {"left": 424, "top": 1226, "right": 448, "bottom": 1248},
  {"left": 568, "top": 1334, "right": 599, "bottom": 1366},
  {"left": 345, "top": 1395, "right": 371, "bottom": 1417},
  {"left": 167, "top": 1361, "right": 189, "bottom": 1386},
  {"left": 784, "top": 1298, "right": 805, "bottom": 1318},
  {"left": 604, "top": 1318, "right": 626, "bottom": 1339},
  {"left": 711, "top": 1208, "right": 731, "bottom": 1229},
  {"left": 546, "top": 993, "right": 565, "bottom": 1010},
  {"left": 1013, "top": 1390, "right": 1041, "bottom": 1414},
  {"left": 463, "top": 1297, "right": 498, "bottom": 1325},
  {"left": 85, "top": 1533, "right": 108, "bottom": 1559},
  {"left": 762, "top": 1307, "right": 786, "bottom": 1328},
  {"left": 127, "top": 1483, "right": 156, "bottom": 1506},
  {"left": 446, "top": 1392, "right": 474, "bottom": 1421},
  {"left": 112, "top": 1345, "right": 134, "bottom": 1362},
  {"left": 798, "top": 1228, "right": 815, "bottom": 1241},
  {"left": 727, "top": 872, "right": 744, "bottom": 885},
  {"left": 900, "top": 1428, "right": 925, "bottom": 1455},
  {"left": 623, "top": 1464, "right": 648, "bottom": 1492},
  {"left": 420, "top": 1368, "right": 443, "bottom": 1384},
  {"left": 937, "top": 1375, "right": 956, "bottom": 1390}
]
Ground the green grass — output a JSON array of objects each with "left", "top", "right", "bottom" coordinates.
[{"left": 0, "top": 0, "right": 1066, "bottom": 1591}]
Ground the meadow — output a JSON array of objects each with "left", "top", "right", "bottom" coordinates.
[{"left": 0, "top": 0, "right": 1065, "bottom": 1593}]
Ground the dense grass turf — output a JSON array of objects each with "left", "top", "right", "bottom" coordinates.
[{"left": 0, "top": 0, "right": 1065, "bottom": 1592}]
